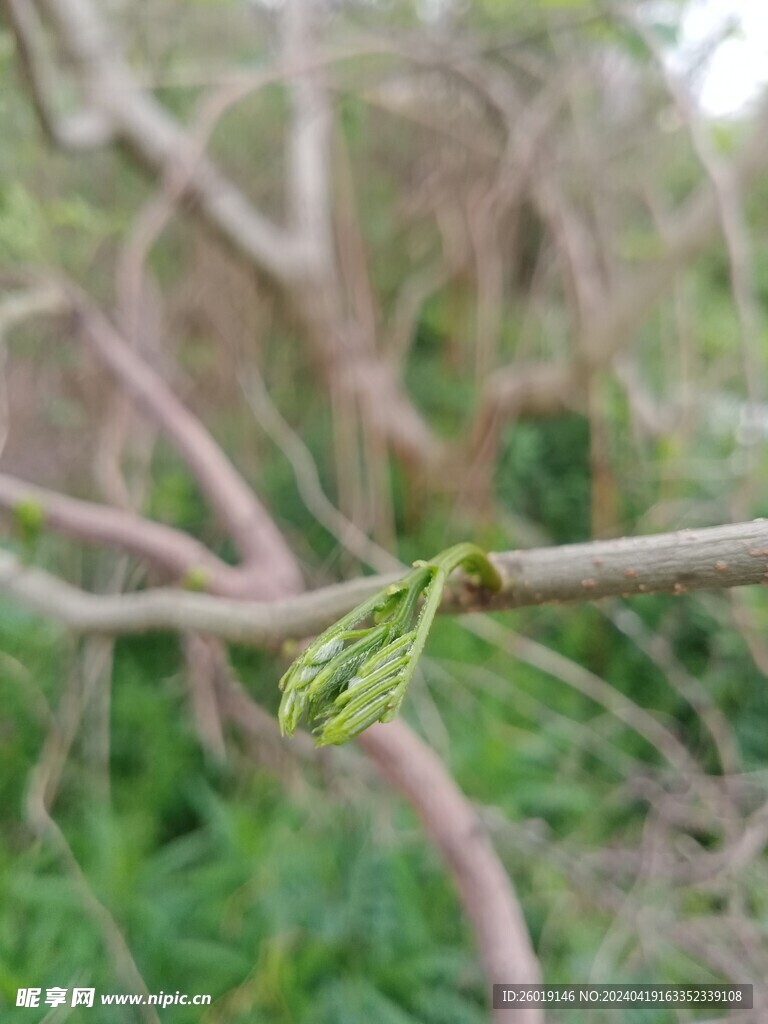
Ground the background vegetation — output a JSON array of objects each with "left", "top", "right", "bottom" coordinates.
[{"left": 1, "top": 0, "right": 767, "bottom": 1021}]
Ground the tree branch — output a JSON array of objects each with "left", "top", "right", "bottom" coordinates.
[
  {"left": 360, "top": 721, "right": 543, "bottom": 1022},
  {"left": 3, "top": 0, "right": 113, "bottom": 151},
  {"left": 19, "top": 280, "right": 303, "bottom": 595},
  {"left": 283, "top": 0, "right": 334, "bottom": 271},
  {"left": 13, "top": 0, "right": 443, "bottom": 475},
  {"left": 35, "top": 0, "right": 303, "bottom": 280},
  {"left": 583, "top": 96, "right": 768, "bottom": 368},
  {"left": 0, "top": 473, "right": 259, "bottom": 597},
  {"left": 4, "top": 519, "right": 768, "bottom": 643}
]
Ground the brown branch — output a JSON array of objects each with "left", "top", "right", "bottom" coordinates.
[
  {"left": 0, "top": 283, "right": 69, "bottom": 334},
  {"left": 463, "top": 618, "right": 698, "bottom": 776},
  {"left": 3, "top": 0, "right": 113, "bottom": 151},
  {"left": 182, "top": 634, "right": 227, "bottom": 761},
  {"left": 360, "top": 721, "right": 543, "bottom": 1021},
  {"left": 238, "top": 365, "right": 402, "bottom": 575},
  {"left": 4, "top": 518, "right": 768, "bottom": 643},
  {"left": 283, "top": 0, "right": 334, "bottom": 270},
  {"left": 51, "top": 284, "right": 302, "bottom": 595},
  {"left": 36, "top": 0, "right": 303, "bottom": 281},
  {"left": 1, "top": 279, "right": 535, "bottom": 1007},
  {"left": 15, "top": 320, "right": 768, "bottom": 1009},
  {"left": 0, "top": 540, "right": 547, "bottom": 1010},
  {"left": 1, "top": 278, "right": 302, "bottom": 594},
  {"left": 23, "top": 0, "right": 443, "bottom": 474},
  {"left": 0, "top": 283, "right": 538, "bottom": 1016},
  {"left": 485, "top": 519, "right": 768, "bottom": 610},
  {"left": 469, "top": 360, "right": 576, "bottom": 472},
  {"left": 582, "top": 95, "right": 768, "bottom": 369},
  {"left": 450, "top": 53, "right": 768, "bottom": 461},
  {"left": 0, "top": 472, "right": 261, "bottom": 595}
]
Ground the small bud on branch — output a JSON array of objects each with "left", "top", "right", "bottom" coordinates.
[{"left": 278, "top": 543, "right": 502, "bottom": 745}]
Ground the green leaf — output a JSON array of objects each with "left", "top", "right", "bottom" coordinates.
[{"left": 278, "top": 544, "right": 501, "bottom": 745}]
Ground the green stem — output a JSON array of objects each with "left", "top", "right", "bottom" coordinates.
[{"left": 427, "top": 542, "right": 502, "bottom": 592}]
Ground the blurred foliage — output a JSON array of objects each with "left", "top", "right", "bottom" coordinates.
[{"left": 1, "top": 0, "right": 768, "bottom": 1021}]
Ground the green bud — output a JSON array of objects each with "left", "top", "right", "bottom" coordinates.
[
  {"left": 14, "top": 498, "right": 45, "bottom": 541},
  {"left": 182, "top": 566, "right": 210, "bottom": 591},
  {"left": 277, "top": 543, "right": 501, "bottom": 745}
]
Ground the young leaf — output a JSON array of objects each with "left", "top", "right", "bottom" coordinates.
[{"left": 277, "top": 544, "right": 502, "bottom": 745}]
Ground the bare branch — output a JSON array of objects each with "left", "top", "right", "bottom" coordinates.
[
  {"left": 604, "top": 601, "right": 740, "bottom": 775},
  {"left": 623, "top": 8, "right": 763, "bottom": 404},
  {"left": 283, "top": 0, "right": 334, "bottom": 270},
  {"left": 5, "top": 519, "right": 768, "bottom": 643},
  {"left": 60, "top": 284, "right": 302, "bottom": 593},
  {"left": 35, "top": 0, "right": 303, "bottom": 280},
  {"left": 0, "top": 547, "right": 384, "bottom": 643},
  {"left": 584, "top": 97, "right": 768, "bottom": 368},
  {"left": 238, "top": 365, "right": 402, "bottom": 575},
  {"left": 17, "top": 482, "right": 768, "bottom": 1013},
  {"left": 485, "top": 519, "right": 768, "bottom": 610},
  {"left": 4, "top": 0, "right": 113, "bottom": 151},
  {"left": 15, "top": 0, "right": 443, "bottom": 474},
  {"left": 1, "top": 277, "right": 303, "bottom": 593},
  {"left": 463, "top": 617, "right": 698, "bottom": 776},
  {"left": 182, "top": 634, "right": 227, "bottom": 761},
  {"left": 0, "top": 283, "right": 69, "bottom": 336},
  {"left": 0, "top": 472, "right": 259, "bottom": 597},
  {"left": 360, "top": 721, "right": 543, "bottom": 1020},
  {"left": 469, "top": 360, "right": 576, "bottom": 469}
]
